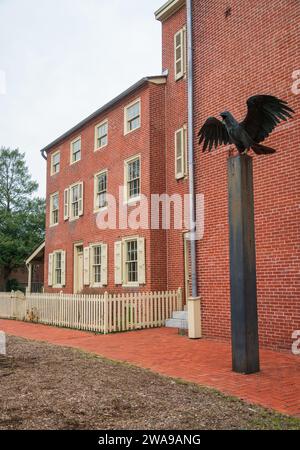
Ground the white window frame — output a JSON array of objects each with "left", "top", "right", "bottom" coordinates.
[
  {"left": 70, "top": 136, "right": 81, "bottom": 165},
  {"left": 174, "top": 27, "right": 186, "bottom": 81},
  {"left": 50, "top": 150, "right": 60, "bottom": 175},
  {"left": 124, "top": 98, "right": 141, "bottom": 135},
  {"left": 49, "top": 192, "right": 59, "bottom": 227},
  {"left": 124, "top": 154, "right": 141, "bottom": 204},
  {"left": 84, "top": 243, "right": 107, "bottom": 288},
  {"left": 69, "top": 181, "right": 83, "bottom": 221},
  {"left": 123, "top": 237, "right": 139, "bottom": 287},
  {"left": 52, "top": 250, "right": 64, "bottom": 288},
  {"left": 94, "top": 119, "right": 108, "bottom": 151},
  {"left": 115, "top": 236, "right": 146, "bottom": 287},
  {"left": 94, "top": 169, "right": 108, "bottom": 212},
  {"left": 90, "top": 244, "right": 102, "bottom": 288},
  {"left": 175, "top": 125, "right": 188, "bottom": 180}
]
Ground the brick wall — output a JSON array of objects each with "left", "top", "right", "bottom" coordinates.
[
  {"left": 191, "top": 0, "right": 300, "bottom": 350},
  {"left": 44, "top": 81, "right": 167, "bottom": 294},
  {"left": 161, "top": 6, "right": 189, "bottom": 295}
]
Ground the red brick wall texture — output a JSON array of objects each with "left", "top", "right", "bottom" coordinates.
[{"left": 44, "top": 0, "right": 299, "bottom": 351}]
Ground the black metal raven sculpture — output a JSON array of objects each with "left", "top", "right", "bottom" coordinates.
[{"left": 198, "top": 95, "right": 294, "bottom": 155}]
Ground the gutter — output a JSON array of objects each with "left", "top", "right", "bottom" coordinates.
[{"left": 186, "top": 0, "right": 201, "bottom": 339}]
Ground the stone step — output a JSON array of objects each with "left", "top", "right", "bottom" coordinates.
[
  {"left": 172, "top": 311, "right": 188, "bottom": 320},
  {"left": 165, "top": 318, "right": 188, "bottom": 329}
]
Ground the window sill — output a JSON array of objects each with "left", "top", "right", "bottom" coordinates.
[
  {"left": 69, "top": 216, "right": 80, "bottom": 222},
  {"left": 70, "top": 159, "right": 81, "bottom": 166},
  {"left": 124, "top": 196, "right": 141, "bottom": 206},
  {"left": 94, "top": 144, "right": 108, "bottom": 152},
  {"left": 49, "top": 223, "right": 59, "bottom": 228},
  {"left": 124, "top": 125, "right": 141, "bottom": 136},
  {"left": 94, "top": 206, "right": 108, "bottom": 214},
  {"left": 52, "top": 284, "right": 63, "bottom": 289},
  {"left": 122, "top": 283, "right": 140, "bottom": 288}
]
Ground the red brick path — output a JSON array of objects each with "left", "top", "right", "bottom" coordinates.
[{"left": 1, "top": 319, "right": 299, "bottom": 417}]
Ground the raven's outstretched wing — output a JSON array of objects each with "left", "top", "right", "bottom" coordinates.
[
  {"left": 198, "top": 117, "right": 231, "bottom": 151},
  {"left": 240, "top": 95, "right": 294, "bottom": 143}
]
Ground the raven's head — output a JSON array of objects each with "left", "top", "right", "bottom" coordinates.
[{"left": 220, "top": 111, "right": 235, "bottom": 126}]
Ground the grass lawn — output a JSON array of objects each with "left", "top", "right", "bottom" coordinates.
[{"left": 0, "top": 336, "right": 299, "bottom": 430}]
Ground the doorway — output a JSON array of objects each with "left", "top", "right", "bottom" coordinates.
[{"left": 74, "top": 244, "right": 84, "bottom": 293}]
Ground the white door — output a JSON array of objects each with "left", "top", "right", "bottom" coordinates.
[{"left": 74, "top": 245, "right": 84, "bottom": 293}]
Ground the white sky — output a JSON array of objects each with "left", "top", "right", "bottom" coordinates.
[{"left": 0, "top": 0, "right": 164, "bottom": 197}]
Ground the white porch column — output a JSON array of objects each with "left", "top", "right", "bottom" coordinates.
[
  {"left": 26, "top": 263, "right": 32, "bottom": 294},
  {"left": 188, "top": 296, "right": 202, "bottom": 339}
]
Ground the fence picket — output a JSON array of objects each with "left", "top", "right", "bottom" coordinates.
[{"left": 0, "top": 289, "right": 182, "bottom": 334}]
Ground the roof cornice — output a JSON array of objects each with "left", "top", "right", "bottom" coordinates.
[
  {"left": 155, "top": 0, "right": 185, "bottom": 22},
  {"left": 40, "top": 75, "right": 166, "bottom": 155}
]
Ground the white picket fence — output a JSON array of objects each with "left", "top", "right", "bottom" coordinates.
[{"left": 0, "top": 289, "right": 182, "bottom": 334}]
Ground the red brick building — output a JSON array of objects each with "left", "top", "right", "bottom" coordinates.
[{"left": 41, "top": 0, "right": 299, "bottom": 351}]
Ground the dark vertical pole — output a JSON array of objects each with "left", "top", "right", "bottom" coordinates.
[{"left": 228, "top": 154, "right": 260, "bottom": 374}]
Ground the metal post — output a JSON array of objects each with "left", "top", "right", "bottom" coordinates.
[{"left": 227, "top": 154, "right": 260, "bottom": 374}]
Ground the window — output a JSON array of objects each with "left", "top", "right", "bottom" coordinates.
[
  {"left": 63, "top": 182, "right": 83, "bottom": 221},
  {"left": 70, "top": 137, "right": 81, "bottom": 164},
  {"left": 51, "top": 151, "right": 60, "bottom": 175},
  {"left": 83, "top": 243, "right": 108, "bottom": 287},
  {"left": 69, "top": 182, "right": 83, "bottom": 220},
  {"left": 50, "top": 192, "right": 59, "bottom": 226},
  {"left": 125, "top": 239, "right": 138, "bottom": 283},
  {"left": 92, "top": 245, "right": 102, "bottom": 284},
  {"left": 54, "top": 251, "right": 62, "bottom": 286},
  {"left": 114, "top": 237, "right": 145, "bottom": 286},
  {"left": 174, "top": 27, "right": 186, "bottom": 80},
  {"left": 94, "top": 171, "right": 107, "bottom": 211},
  {"left": 124, "top": 99, "right": 141, "bottom": 134},
  {"left": 125, "top": 156, "right": 140, "bottom": 202},
  {"left": 48, "top": 250, "right": 66, "bottom": 287},
  {"left": 175, "top": 126, "right": 187, "bottom": 179},
  {"left": 95, "top": 120, "right": 108, "bottom": 150}
]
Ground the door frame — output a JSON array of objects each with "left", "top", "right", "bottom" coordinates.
[{"left": 73, "top": 242, "right": 84, "bottom": 293}]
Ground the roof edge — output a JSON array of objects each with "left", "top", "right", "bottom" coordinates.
[
  {"left": 25, "top": 241, "right": 45, "bottom": 265},
  {"left": 40, "top": 75, "right": 167, "bottom": 155},
  {"left": 155, "top": 0, "right": 185, "bottom": 22}
]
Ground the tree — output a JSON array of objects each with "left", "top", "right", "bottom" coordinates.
[
  {"left": 0, "top": 147, "right": 45, "bottom": 287},
  {"left": 0, "top": 147, "right": 38, "bottom": 212}
]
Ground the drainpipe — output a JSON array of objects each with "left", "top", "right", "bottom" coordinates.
[{"left": 186, "top": 0, "right": 201, "bottom": 338}]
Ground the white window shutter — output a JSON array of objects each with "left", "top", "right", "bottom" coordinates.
[
  {"left": 61, "top": 250, "right": 66, "bottom": 286},
  {"left": 174, "top": 29, "right": 184, "bottom": 80},
  {"left": 175, "top": 128, "right": 185, "bottom": 179},
  {"left": 101, "top": 243, "right": 108, "bottom": 286},
  {"left": 114, "top": 241, "right": 122, "bottom": 285},
  {"left": 137, "top": 237, "right": 146, "bottom": 284},
  {"left": 64, "top": 188, "right": 69, "bottom": 220},
  {"left": 79, "top": 182, "right": 84, "bottom": 216},
  {"left": 48, "top": 253, "right": 53, "bottom": 286}
]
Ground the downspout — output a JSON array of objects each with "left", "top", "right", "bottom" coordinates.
[{"left": 186, "top": 0, "right": 202, "bottom": 338}]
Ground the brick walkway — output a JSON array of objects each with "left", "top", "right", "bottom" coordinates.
[{"left": 1, "top": 319, "right": 299, "bottom": 417}]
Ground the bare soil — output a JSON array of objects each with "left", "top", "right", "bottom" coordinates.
[{"left": 0, "top": 336, "right": 299, "bottom": 430}]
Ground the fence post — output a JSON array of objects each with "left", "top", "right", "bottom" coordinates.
[
  {"left": 177, "top": 287, "right": 183, "bottom": 311},
  {"left": 103, "top": 291, "right": 109, "bottom": 334}
]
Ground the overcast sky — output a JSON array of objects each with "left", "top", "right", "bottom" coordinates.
[{"left": 0, "top": 0, "right": 164, "bottom": 196}]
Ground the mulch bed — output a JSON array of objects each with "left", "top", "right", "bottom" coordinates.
[{"left": 0, "top": 336, "right": 299, "bottom": 430}]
